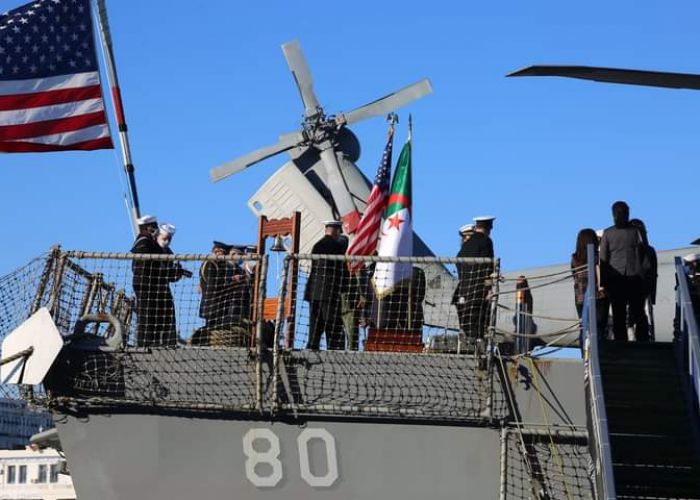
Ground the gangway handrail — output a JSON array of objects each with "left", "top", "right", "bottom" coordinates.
[
  {"left": 582, "top": 245, "right": 616, "bottom": 500},
  {"left": 674, "top": 256, "right": 700, "bottom": 414}
]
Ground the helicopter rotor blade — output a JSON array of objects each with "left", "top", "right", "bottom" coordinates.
[
  {"left": 341, "top": 79, "right": 433, "bottom": 126},
  {"left": 317, "top": 144, "right": 361, "bottom": 233},
  {"left": 210, "top": 131, "right": 305, "bottom": 183},
  {"left": 281, "top": 40, "right": 322, "bottom": 117},
  {"left": 507, "top": 65, "right": 700, "bottom": 91}
]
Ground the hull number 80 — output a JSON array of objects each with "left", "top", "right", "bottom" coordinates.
[{"left": 243, "top": 428, "right": 339, "bottom": 488}]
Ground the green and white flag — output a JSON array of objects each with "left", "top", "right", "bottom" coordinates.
[{"left": 373, "top": 135, "right": 413, "bottom": 298}]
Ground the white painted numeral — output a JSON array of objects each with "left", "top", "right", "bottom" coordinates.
[
  {"left": 242, "top": 428, "right": 283, "bottom": 487},
  {"left": 297, "top": 428, "right": 339, "bottom": 487},
  {"left": 243, "top": 427, "right": 339, "bottom": 488}
]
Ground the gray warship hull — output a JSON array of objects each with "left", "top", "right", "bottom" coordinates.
[
  {"left": 47, "top": 348, "right": 590, "bottom": 500},
  {"left": 1, "top": 250, "right": 609, "bottom": 499}
]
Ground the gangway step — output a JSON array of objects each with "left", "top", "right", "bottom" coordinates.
[
  {"left": 599, "top": 341, "right": 700, "bottom": 499},
  {"left": 611, "top": 434, "right": 700, "bottom": 467},
  {"left": 614, "top": 464, "right": 700, "bottom": 499},
  {"left": 605, "top": 407, "right": 695, "bottom": 435}
]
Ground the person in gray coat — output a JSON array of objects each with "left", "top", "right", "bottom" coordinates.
[{"left": 599, "top": 201, "right": 648, "bottom": 342}]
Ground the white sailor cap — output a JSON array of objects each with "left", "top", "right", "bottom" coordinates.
[
  {"left": 323, "top": 220, "right": 343, "bottom": 228},
  {"left": 137, "top": 215, "right": 157, "bottom": 226},
  {"left": 473, "top": 215, "right": 495, "bottom": 228},
  {"left": 159, "top": 223, "right": 176, "bottom": 236},
  {"left": 459, "top": 223, "right": 475, "bottom": 236},
  {"left": 683, "top": 253, "right": 700, "bottom": 263}
]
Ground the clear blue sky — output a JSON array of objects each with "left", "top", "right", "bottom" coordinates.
[{"left": 1, "top": 0, "right": 699, "bottom": 276}]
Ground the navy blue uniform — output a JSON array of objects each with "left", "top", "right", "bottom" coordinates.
[
  {"left": 452, "top": 232, "right": 494, "bottom": 341},
  {"left": 131, "top": 236, "right": 178, "bottom": 347}
]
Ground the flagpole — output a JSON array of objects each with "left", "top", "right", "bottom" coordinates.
[{"left": 94, "top": 0, "right": 141, "bottom": 235}]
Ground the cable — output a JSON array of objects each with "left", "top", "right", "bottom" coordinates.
[{"left": 500, "top": 265, "right": 587, "bottom": 282}]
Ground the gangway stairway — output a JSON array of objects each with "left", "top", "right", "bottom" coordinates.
[{"left": 600, "top": 341, "right": 700, "bottom": 499}]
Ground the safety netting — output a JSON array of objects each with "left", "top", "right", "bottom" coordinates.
[
  {"left": 0, "top": 250, "right": 508, "bottom": 421},
  {"left": 284, "top": 254, "right": 497, "bottom": 354},
  {"left": 0, "top": 249, "right": 590, "bottom": 425},
  {"left": 0, "top": 248, "right": 602, "bottom": 494},
  {"left": 502, "top": 427, "right": 593, "bottom": 500},
  {"left": 0, "top": 251, "right": 56, "bottom": 400}
]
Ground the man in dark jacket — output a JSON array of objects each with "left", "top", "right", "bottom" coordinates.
[
  {"left": 452, "top": 217, "right": 495, "bottom": 344},
  {"left": 131, "top": 215, "right": 180, "bottom": 347},
  {"left": 228, "top": 245, "right": 252, "bottom": 325},
  {"left": 304, "top": 221, "right": 347, "bottom": 350},
  {"left": 600, "top": 201, "right": 648, "bottom": 342},
  {"left": 199, "top": 241, "right": 237, "bottom": 329}
]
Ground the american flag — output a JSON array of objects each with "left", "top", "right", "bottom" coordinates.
[
  {"left": 346, "top": 128, "right": 394, "bottom": 272},
  {"left": 0, "top": 0, "right": 113, "bottom": 152}
]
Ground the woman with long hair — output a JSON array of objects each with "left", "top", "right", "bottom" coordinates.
[
  {"left": 572, "top": 228, "right": 609, "bottom": 338},
  {"left": 630, "top": 218, "right": 657, "bottom": 340}
]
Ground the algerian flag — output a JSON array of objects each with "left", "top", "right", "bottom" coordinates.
[{"left": 373, "top": 135, "right": 413, "bottom": 298}]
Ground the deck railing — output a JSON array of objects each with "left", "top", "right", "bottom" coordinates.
[
  {"left": 0, "top": 249, "right": 509, "bottom": 422},
  {"left": 674, "top": 256, "right": 700, "bottom": 415},
  {"left": 581, "top": 244, "right": 616, "bottom": 500}
]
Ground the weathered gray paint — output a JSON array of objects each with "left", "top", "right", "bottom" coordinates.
[
  {"left": 56, "top": 414, "right": 503, "bottom": 500},
  {"left": 507, "top": 358, "right": 586, "bottom": 427},
  {"left": 48, "top": 349, "right": 591, "bottom": 500}
]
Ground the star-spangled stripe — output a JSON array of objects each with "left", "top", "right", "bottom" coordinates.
[
  {"left": 346, "top": 129, "right": 394, "bottom": 271},
  {"left": 0, "top": 95, "right": 104, "bottom": 125},
  {"left": 0, "top": 0, "right": 112, "bottom": 152},
  {"left": 0, "top": 83, "right": 102, "bottom": 110},
  {"left": 0, "top": 71, "right": 98, "bottom": 96}
]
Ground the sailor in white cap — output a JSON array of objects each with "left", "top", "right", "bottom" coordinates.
[
  {"left": 157, "top": 223, "right": 176, "bottom": 250},
  {"left": 131, "top": 214, "right": 159, "bottom": 253},
  {"left": 304, "top": 219, "right": 348, "bottom": 350},
  {"left": 458, "top": 223, "right": 475, "bottom": 244},
  {"left": 452, "top": 216, "right": 495, "bottom": 349},
  {"left": 130, "top": 214, "right": 179, "bottom": 347},
  {"left": 136, "top": 214, "right": 157, "bottom": 226},
  {"left": 473, "top": 215, "right": 496, "bottom": 233},
  {"left": 157, "top": 223, "right": 192, "bottom": 281},
  {"left": 683, "top": 253, "right": 700, "bottom": 277},
  {"left": 321, "top": 220, "right": 346, "bottom": 251},
  {"left": 323, "top": 220, "right": 343, "bottom": 229},
  {"left": 458, "top": 216, "right": 494, "bottom": 257},
  {"left": 459, "top": 223, "right": 475, "bottom": 235}
]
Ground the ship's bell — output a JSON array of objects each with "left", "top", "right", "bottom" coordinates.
[{"left": 270, "top": 235, "right": 287, "bottom": 252}]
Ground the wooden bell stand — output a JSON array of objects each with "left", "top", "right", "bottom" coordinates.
[{"left": 252, "top": 212, "right": 301, "bottom": 349}]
